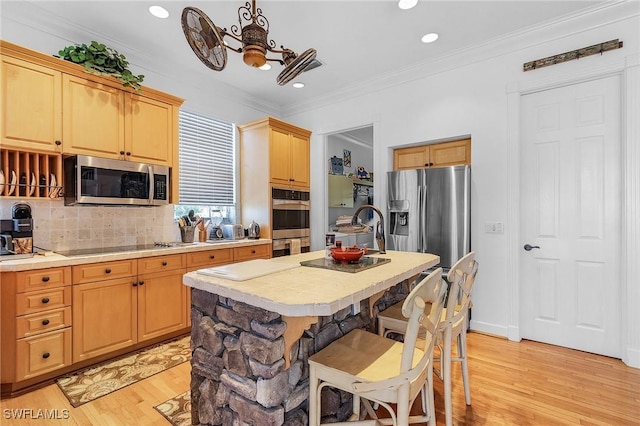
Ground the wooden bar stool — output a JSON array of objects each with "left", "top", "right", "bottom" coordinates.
[
  {"left": 308, "top": 268, "right": 448, "bottom": 426},
  {"left": 377, "top": 252, "right": 479, "bottom": 426}
]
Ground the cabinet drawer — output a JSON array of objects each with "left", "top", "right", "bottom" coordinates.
[
  {"left": 16, "top": 328, "right": 72, "bottom": 381},
  {"left": 16, "top": 267, "right": 71, "bottom": 293},
  {"left": 16, "top": 306, "right": 72, "bottom": 338},
  {"left": 138, "top": 254, "right": 186, "bottom": 274},
  {"left": 72, "top": 260, "right": 137, "bottom": 284},
  {"left": 234, "top": 244, "right": 272, "bottom": 262},
  {"left": 187, "top": 249, "right": 233, "bottom": 270},
  {"left": 16, "top": 286, "right": 71, "bottom": 316}
]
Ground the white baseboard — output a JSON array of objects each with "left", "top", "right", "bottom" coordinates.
[
  {"left": 469, "top": 320, "right": 507, "bottom": 338},
  {"left": 623, "top": 347, "right": 640, "bottom": 369}
]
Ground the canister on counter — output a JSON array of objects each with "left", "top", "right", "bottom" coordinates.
[{"left": 325, "top": 233, "right": 336, "bottom": 259}]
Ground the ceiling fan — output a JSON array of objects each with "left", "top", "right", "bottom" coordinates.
[{"left": 181, "top": 2, "right": 317, "bottom": 86}]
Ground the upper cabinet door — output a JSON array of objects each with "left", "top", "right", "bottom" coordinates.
[
  {"left": 429, "top": 139, "right": 471, "bottom": 167},
  {"left": 125, "top": 94, "right": 173, "bottom": 166},
  {"left": 1, "top": 57, "right": 62, "bottom": 152},
  {"left": 289, "top": 133, "right": 310, "bottom": 187},
  {"left": 393, "top": 145, "right": 430, "bottom": 170},
  {"left": 62, "top": 74, "right": 125, "bottom": 158},
  {"left": 269, "top": 127, "right": 293, "bottom": 186}
]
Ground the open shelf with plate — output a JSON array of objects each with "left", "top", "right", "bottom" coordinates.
[{"left": 0, "top": 149, "right": 63, "bottom": 199}]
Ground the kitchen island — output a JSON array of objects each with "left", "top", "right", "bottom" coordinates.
[{"left": 183, "top": 250, "right": 439, "bottom": 425}]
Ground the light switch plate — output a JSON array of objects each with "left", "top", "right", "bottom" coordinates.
[{"left": 485, "top": 221, "right": 504, "bottom": 233}]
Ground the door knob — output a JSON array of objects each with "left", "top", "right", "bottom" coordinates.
[{"left": 524, "top": 244, "right": 540, "bottom": 251}]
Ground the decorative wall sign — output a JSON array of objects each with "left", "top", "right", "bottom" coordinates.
[
  {"left": 523, "top": 39, "right": 623, "bottom": 72},
  {"left": 343, "top": 149, "right": 351, "bottom": 167}
]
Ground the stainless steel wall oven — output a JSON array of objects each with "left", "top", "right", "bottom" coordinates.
[{"left": 271, "top": 188, "right": 310, "bottom": 257}]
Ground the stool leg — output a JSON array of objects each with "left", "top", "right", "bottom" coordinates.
[
  {"left": 459, "top": 331, "right": 471, "bottom": 405},
  {"left": 443, "top": 330, "right": 453, "bottom": 426},
  {"left": 309, "top": 367, "right": 320, "bottom": 426}
]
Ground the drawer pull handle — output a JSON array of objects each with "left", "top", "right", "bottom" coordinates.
[
  {"left": 42, "top": 319, "right": 50, "bottom": 326},
  {"left": 162, "top": 261, "right": 168, "bottom": 266},
  {"left": 42, "top": 352, "right": 50, "bottom": 359},
  {"left": 138, "top": 280, "right": 144, "bottom": 286},
  {"left": 42, "top": 297, "right": 50, "bottom": 304},
  {"left": 42, "top": 276, "right": 50, "bottom": 282},
  {"left": 105, "top": 268, "right": 112, "bottom": 274}
]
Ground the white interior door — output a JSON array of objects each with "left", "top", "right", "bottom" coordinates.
[{"left": 520, "top": 75, "right": 621, "bottom": 357}]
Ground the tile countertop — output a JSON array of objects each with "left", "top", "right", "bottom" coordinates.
[
  {"left": 183, "top": 250, "right": 440, "bottom": 317},
  {"left": 0, "top": 239, "right": 272, "bottom": 272}
]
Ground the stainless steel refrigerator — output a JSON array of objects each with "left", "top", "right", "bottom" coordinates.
[{"left": 387, "top": 165, "right": 471, "bottom": 269}]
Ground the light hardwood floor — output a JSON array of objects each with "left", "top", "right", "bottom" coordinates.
[{"left": 1, "top": 332, "right": 638, "bottom": 425}]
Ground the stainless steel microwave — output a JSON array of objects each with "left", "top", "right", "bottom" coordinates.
[{"left": 64, "top": 155, "right": 170, "bottom": 206}]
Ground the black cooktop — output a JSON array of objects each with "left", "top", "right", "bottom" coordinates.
[{"left": 300, "top": 256, "right": 390, "bottom": 273}]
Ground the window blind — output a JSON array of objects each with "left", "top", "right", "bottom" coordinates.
[{"left": 178, "top": 110, "right": 235, "bottom": 205}]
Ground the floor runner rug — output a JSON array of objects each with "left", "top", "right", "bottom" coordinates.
[
  {"left": 57, "top": 336, "right": 191, "bottom": 407},
  {"left": 155, "top": 391, "right": 191, "bottom": 426}
]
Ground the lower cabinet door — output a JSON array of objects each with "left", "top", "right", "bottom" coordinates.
[
  {"left": 137, "top": 269, "right": 187, "bottom": 342},
  {"left": 72, "top": 277, "right": 137, "bottom": 363},
  {"left": 16, "top": 328, "right": 71, "bottom": 381}
]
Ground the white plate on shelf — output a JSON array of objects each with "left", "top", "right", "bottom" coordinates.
[
  {"left": 49, "top": 174, "right": 57, "bottom": 198},
  {"left": 28, "top": 172, "right": 36, "bottom": 196},
  {"left": 7, "top": 171, "right": 16, "bottom": 196}
]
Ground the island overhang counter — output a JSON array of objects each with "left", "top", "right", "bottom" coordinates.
[{"left": 183, "top": 250, "right": 439, "bottom": 425}]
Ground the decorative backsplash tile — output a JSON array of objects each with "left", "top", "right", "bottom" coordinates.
[{"left": 0, "top": 200, "right": 176, "bottom": 252}]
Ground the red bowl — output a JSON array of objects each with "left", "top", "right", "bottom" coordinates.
[{"left": 331, "top": 247, "right": 366, "bottom": 263}]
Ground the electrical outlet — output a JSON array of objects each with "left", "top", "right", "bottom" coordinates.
[{"left": 484, "top": 221, "right": 504, "bottom": 234}]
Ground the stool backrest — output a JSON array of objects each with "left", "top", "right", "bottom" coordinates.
[
  {"left": 445, "top": 251, "right": 479, "bottom": 329},
  {"left": 400, "top": 267, "right": 447, "bottom": 375}
]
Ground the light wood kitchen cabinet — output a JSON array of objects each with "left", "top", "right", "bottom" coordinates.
[
  {"left": 393, "top": 138, "right": 471, "bottom": 170},
  {"left": 72, "top": 276, "right": 138, "bottom": 363},
  {"left": 328, "top": 174, "right": 354, "bottom": 208},
  {"left": 0, "top": 41, "right": 183, "bottom": 202},
  {"left": 0, "top": 56, "right": 62, "bottom": 153},
  {"left": 62, "top": 74, "right": 125, "bottom": 157},
  {"left": 233, "top": 243, "right": 272, "bottom": 262},
  {"left": 239, "top": 117, "right": 311, "bottom": 190},
  {"left": 72, "top": 254, "right": 188, "bottom": 362},
  {"left": 137, "top": 269, "right": 187, "bottom": 342},
  {"left": 1, "top": 267, "right": 73, "bottom": 383}
]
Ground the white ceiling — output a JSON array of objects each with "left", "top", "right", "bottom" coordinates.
[{"left": 2, "top": 0, "right": 607, "bottom": 112}]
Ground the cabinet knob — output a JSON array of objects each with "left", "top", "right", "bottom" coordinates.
[
  {"left": 120, "top": 151, "right": 125, "bottom": 155},
  {"left": 105, "top": 268, "right": 112, "bottom": 274},
  {"left": 126, "top": 152, "right": 131, "bottom": 156},
  {"left": 42, "top": 276, "right": 50, "bottom": 282},
  {"left": 251, "top": 250, "right": 256, "bottom": 254},
  {"left": 42, "top": 319, "right": 50, "bottom": 326},
  {"left": 162, "top": 261, "right": 168, "bottom": 266},
  {"left": 42, "top": 297, "right": 50, "bottom": 304},
  {"left": 139, "top": 280, "right": 144, "bottom": 286},
  {"left": 209, "top": 255, "right": 215, "bottom": 259},
  {"left": 133, "top": 282, "right": 138, "bottom": 287},
  {"left": 42, "top": 352, "right": 50, "bottom": 359},
  {"left": 55, "top": 140, "right": 62, "bottom": 146}
]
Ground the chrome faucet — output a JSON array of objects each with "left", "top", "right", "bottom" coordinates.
[{"left": 351, "top": 204, "right": 386, "bottom": 254}]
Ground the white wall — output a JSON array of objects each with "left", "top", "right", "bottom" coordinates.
[{"left": 283, "top": 5, "right": 640, "bottom": 365}]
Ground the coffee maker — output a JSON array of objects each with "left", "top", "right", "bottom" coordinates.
[{"left": 0, "top": 203, "right": 34, "bottom": 258}]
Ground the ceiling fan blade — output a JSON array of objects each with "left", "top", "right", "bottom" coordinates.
[
  {"left": 181, "top": 7, "right": 228, "bottom": 71},
  {"left": 277, "top": 48, "right": 317, "bottom": 86}
]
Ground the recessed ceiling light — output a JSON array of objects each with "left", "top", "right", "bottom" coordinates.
[
  {"left": 259, "top": 63, "right": 271, "bottom": 71},
  {"left": 421, "top": 33, "right": 439, "bottom": 43},
  {"left": 398, "top": 0, "right": 418, "bottom": 10},
  {"left": 292, "top": 82, "right": 305, "bottom": 89},
  {"left": 149, "top": 5, "right": 169, "bottom": 19}
]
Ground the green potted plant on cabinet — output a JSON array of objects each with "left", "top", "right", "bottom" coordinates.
[{"left": 58, "top": 41, "right": 144, "bottom": 90}]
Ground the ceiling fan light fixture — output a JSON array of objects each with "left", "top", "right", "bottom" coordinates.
[
  {"left": 421, "top": 32, "right": 439, "bottom": 43},
  {"left": 181, "top": 1, "right": 317, "bottom": 85},
  {"left": 293, "top": 82, "right": 305, "bottom": 88},
  {"left": 398, "top": 0, "right": 418, "bottom": 10},
  {"left": 149, "top": 5, "right": 169, "bottom": 19},
  {"left": 259, "top": 63, "right": 271, "bottom": 71}
]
